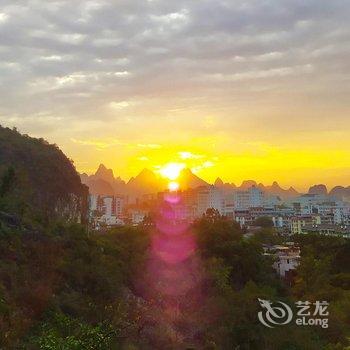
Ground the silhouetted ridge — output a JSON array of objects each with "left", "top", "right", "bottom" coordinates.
[
  {"left": 308, "top": 184, "right": 328, "bottom": 195},
  {"left": 178, "top": 168, "right": 209, "bottom": 189},
  {"left": 0, "top": 125, "right": 88, "bottom": 224}
]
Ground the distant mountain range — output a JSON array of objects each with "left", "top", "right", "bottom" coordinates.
[
  {"left": 214, "top": 177, "right": 299, "bottom": 199},
  {"left": 80, "top": 164, "right": 350, "bottom": 201},
  {"left": 81, "top": 164, "right": 126, "bottom": 196},
  {"left": 80, "top": 164, "right": 209, "bottom": 198},
  {"left": 306, "top": 183, "right": 350, "bottom": 199}
]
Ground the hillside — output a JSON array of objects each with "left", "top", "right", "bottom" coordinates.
[{"left": 0, "top": 126, "right": 88, "bottom": 225}]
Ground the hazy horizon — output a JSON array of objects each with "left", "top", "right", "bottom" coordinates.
[{"left": 82, "top": 161, "right": 348, "bottom": 193}]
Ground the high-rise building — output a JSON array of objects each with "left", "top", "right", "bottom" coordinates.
[
  {"left": 196, "top": 186, "right": 224, "bottom": 216},
  {"left": 89, "top": 195, "right": 124, "bottom": 219},
  {"left": 232, "top": 186, "right": 264, "bottom": 209}
]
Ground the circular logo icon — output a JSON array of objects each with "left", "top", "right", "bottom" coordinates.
[{"left": 258, "top": 298, "right": 293, "bottom": 328}]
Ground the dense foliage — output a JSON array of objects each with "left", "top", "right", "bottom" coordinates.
[
  {"left": 0, "top": 126, "right": 88, "bottom": 225},
  {"left": 1, "top": 215, "right": 349, "bottom": 348},
  {"left": 0, "top": 223, "right": 150, "bottom": 349}
]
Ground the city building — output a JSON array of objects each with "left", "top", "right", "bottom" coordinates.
[
  {"left": 130, "top": 209, "right": 148, "bottom": 225},
  {"left": 232, "top": 186, "right": 264, "bottom": 209},
  {"left": 88, "top": 194, "right": 125, "bottom": 228},
  {"left": 263, "top": 243, "right": 301, "bottom": 285},
  {"left": 290, "top": 215, "right": 321, "bottom": 235},
  {"left": 88, "top": 185, "right": 350, "bottom": 235},
  {"left": 196, "top": 186, "right": 224, "bottom": 216},
  {"left": 301, "top": 224, "right": 350, "bottom": 238}
]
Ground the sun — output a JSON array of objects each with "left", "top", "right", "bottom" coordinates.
[
  {"left": 168, "top": 181, "right": 179, "bottom": 191},
  {"left": 159, "top": 162, "right": 185, "bottom": 180}
]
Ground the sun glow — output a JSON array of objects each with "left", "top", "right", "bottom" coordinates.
[
  {"left": 159, "top": 162, "right": 185, "bottom": 180},
  {"left": 168, "top": 181, "right": 179, "bottom": 191}
]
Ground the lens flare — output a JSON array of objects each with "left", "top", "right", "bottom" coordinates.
[{"left": 139, "top": 190, "right": 211, "bottom": 342}]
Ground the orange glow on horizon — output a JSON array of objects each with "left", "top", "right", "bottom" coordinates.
[{"left": 69, "top": 137, "right": 350, "bottom": 192}]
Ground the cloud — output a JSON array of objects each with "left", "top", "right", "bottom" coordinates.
[
  {"left": 137, "top": 143, "right": 162, "bottom": 149},
  {"left": 109, "top": 101, "right": 130, "bottom": 109},
  {"left": 0, "top": 0, "right": 349, "bottom": 152},
  {"left": 0, "top": 12, "right": 9, "bottom": 23},
  {"left": 70, "top": 137, "right": 125, "bottom": 149},
  {"left": 200, "top": 64, "right": 314, "bottom": 82},
  {"left": 178, "top": 151, "right": 204, "bottom": 160},
  {"left": 0, "top": 0, "right": 350, "bottom": 108},
  {"left": 191, "top": 160, "right": 215, "bottom": 174}
]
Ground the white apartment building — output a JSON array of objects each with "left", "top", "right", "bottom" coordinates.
[
  {"left": 223, "top": 201, "right": 235, "bottom": 218},
  {"left": 250, "top": 186, "right": 264, "bottom": 206},
  {"left": 89, "top": 194, "right": 99, "bottom": 212},
  {"left": 289, "top": 194, "right": 330, "bottom": 215},
  {"left": 272, "top": 216, "right": 284, "bottom": 228},
  {"left": 196, "top": 186, "right": 224, "bottom": 216},
  {"left": 232, "top": 186, "right": 264, "bottom": 209},
  {"left": 102, "top": 196, "right": 114, "bottom": 217},
  {"left": 315, "top": 202, "right": 350, "bottom": 224},
  {"left": 290, "top": 215, "right": 321, "bottom": 235},
  {"left": 115, "top": 196, "right": 124, "bottom": 218},
  {"left": 233, "top": 190, "right": 250, "bottom": 209},
  {"left": 264, "top": 243, "right": 300, "bottom": 280},
  {"left": 273, "top": 251, "right": 300, "bottom": 278},
  {"left": 130, "top": 210, "right": 148, "bottom": 225},
  {"left": 289, "top": 194, "right": 350, "bottom": 224},
  {"left": 89, "top": 195, "right": 125, "bottom": 220}
]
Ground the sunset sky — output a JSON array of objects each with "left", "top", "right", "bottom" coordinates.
[{"left": 0, "top": 0, "right": 350, "bottom": 191}]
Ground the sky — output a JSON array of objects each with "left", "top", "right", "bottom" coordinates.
[{"left": 0, "top": 0, "right": 350, "bottom": 191}]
